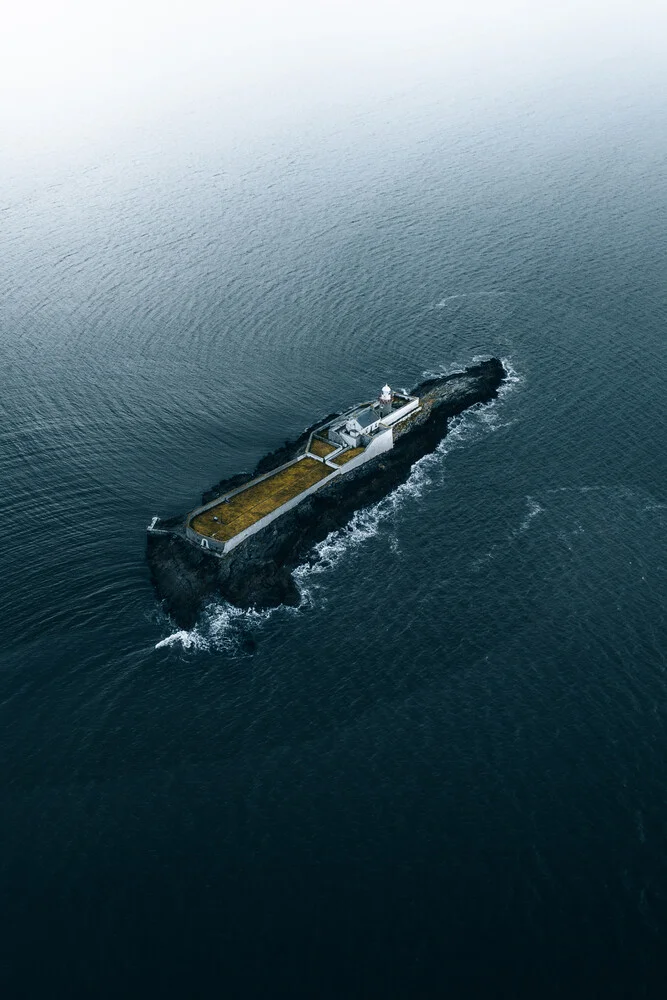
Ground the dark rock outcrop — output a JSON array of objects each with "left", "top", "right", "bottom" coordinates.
[{"left": 147, "top": 358, "right": 506, "bottom": 627}]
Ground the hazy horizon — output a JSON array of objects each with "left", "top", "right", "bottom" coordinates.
[{"left": 3, "top": 0, "right": 666, "bottom": 162}]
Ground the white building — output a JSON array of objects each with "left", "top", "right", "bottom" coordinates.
[{"left": 328, "top": 386, "right": 419, "bottom": 448}]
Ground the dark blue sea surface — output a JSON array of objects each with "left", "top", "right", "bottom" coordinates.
[{"left": 1, "top": 67, "right": 667, "bottom": 997}]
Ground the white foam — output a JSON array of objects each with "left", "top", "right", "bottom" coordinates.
[
  {"left": 155, "top": 629, "right": 207, "bottom": 651},
  {"left": 517, "top": 497, "right": 544, "bottom": 533},
  {"left": 430, "top": 291, "right": 506, "bottom": 309},
  {"left": 154, "top": 582, "right": 309, "bottom": 652},
  {"left": 432, "top": 294, "right": 467, "bottom": 308},
  {"left": 494, "top": 356, "right": 523, "bottom": 395}
]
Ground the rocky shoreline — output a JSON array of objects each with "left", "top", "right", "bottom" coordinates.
[{"left": 147, "top": 358, "right": 506, "bottom": 628}]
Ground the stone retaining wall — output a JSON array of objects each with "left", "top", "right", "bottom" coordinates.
[{"left": 184, "top": 420, "right": 401, "bottom": 555}]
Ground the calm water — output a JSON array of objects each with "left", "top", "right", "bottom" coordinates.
[{"left": 2, "top": 66, "right": 667, "bottom": 997}]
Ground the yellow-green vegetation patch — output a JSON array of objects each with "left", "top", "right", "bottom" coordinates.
[
  {"left": 191, "top": 457, "right": 333, "bottom": 542},
  {"left": 310, "top": 438, "right": 336, "bottom": 458},
  {"left": 332, "top": 447, "right": 365, "bottom": 466}
]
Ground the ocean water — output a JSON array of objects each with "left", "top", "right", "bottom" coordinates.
[{"left": 2, "top": 64, "right": 667, "bottom": 997}]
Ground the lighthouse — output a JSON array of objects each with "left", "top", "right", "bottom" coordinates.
[{"left": 380, "top": 383, "right": 392, "bottom": 416}]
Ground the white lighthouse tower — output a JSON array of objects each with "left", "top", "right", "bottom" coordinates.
[{"left": 380, "top": 383, "right": 392, "bottom": 416}]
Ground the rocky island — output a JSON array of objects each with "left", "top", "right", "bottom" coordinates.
[{"left": 147, "top": 358, "right": 506, "bottom": 627}]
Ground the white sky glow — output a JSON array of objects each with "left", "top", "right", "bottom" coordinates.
[{"left": 1, "top": 1, "right": 665, "bottom": 150}]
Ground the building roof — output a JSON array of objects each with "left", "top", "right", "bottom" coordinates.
[{"left": 354, "top": 407, "right": 379, "bottom": 429}]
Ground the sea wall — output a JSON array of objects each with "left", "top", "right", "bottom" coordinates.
[
  {"left": 220, "top": 466, "right": 337, "bottom": 553},
  {"left": 181, "top": 422, "right": 396, "bottom": 555}
]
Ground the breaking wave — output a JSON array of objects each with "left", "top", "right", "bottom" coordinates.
[
  {"left": 155, "top": 629, "right": 206, "bottom": 651},
  {"left": 155, "top": 598, "right": 294, "bottom": 654}
]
